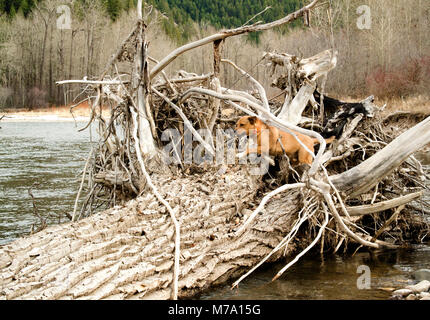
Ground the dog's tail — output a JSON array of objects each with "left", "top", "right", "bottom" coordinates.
[{"left": 312, "top": 136, "right": 335, "bottom": 145}]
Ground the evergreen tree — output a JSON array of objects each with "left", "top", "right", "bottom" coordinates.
[
  {"left": 0, "top": 0, "right": 304, "bottom": 42},
  {"left": 0, "top": 0, "right": 5, "bottom": 14},
  {"left": 104, "top": 0, "right": 122, "bottom": 21},
  {"left": 18, "top": 0, "right": 30, "bottom": 17},
  {"left": 123, "top": 0, "right": 135, "bottom": 11},
  {"left": 8, "top": 3, "right": 16, "bottom": 19}
]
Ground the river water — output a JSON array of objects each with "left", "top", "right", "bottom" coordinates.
[
  {"left": 0, "top": 121, "right": 92, "bottom": 245},
  {"left": 0, "top": 121, "right": 429, "bottom": 300}
]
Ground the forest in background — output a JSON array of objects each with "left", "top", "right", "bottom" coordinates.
[
  {"left": 0, "top": 0, "right": 429, "bottom": 110},
  {"left": 1, "top": 0, "right": 303, "bottom": 39}
]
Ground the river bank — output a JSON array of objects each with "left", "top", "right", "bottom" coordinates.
[
  {"left": 1, "top": 106, "right": 89, "bottom": 122},
  {"left": 1, "top": 94, "right": 428, "bottom": 123},
  {"left": 1, "top": 114, "right": 90, "bottom": 122},
  {"left": 0, "top": 103, "right": 111, "bottom": 123}
]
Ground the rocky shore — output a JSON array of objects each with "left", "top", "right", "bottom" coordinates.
[{"left": 391, "top": 269, "right": 430, "bottom": 300}]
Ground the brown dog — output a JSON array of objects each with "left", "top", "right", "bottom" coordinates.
[{"left": 235, "top": 116, "right": 334, "bottom": 165}]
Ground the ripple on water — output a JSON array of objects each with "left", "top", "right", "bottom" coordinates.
[{"left": 0, "top": 121, "right": 92, "bottom": 245}]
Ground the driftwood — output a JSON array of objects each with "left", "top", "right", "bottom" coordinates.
[
  {"left": 266, "top": 49, "right": 338, "bottom": 125},
  {"left": 330, "top": 116, "right": 430, "bottom": 196},
  {"left": 1, "top": 0, "right": 429, "bottom": 300},
  {"left": 149, "top": 0, "right": 321, "bottom": 80},
  {"left": 345, "top": 191, "right": 423, "bottom": 216}
]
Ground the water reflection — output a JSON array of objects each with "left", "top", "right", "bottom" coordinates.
[{"left": 200, "top": 247, "right": 430, "bottom": 300}]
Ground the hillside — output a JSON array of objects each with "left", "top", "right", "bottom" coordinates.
[
  {"left": 149, "top": 0, "right": 303, "bottom": 28},
  {"left": 1, "top": 0, "right": 302, "bottom": 24},
  {"left": 1, "top": 0, "right": 303, "bottom": 42}
]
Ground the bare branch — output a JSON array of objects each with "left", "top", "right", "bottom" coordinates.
[
  {"left": 345, "top": 192, "right": 423, "bottom": 216},
  {"left": 331, "top": 116, "right": 430, "bottom": 196},
  {"left": 150, "top": 0, "right": 321, "bottom": 80}
]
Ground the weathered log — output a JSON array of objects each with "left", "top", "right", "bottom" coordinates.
[
  {"left": 94, "top": 171, "right": 139, "bottom": 195},
  {"left": 0, "top": 168, "right": 303, "bottom": 300},
  {"left": 134, "top": 4, "right": 156, "bottom": 157},
  {"left": 1, "top": 116, "right": 428, "bottom": 299},
  {"left": 13, "top": 0, "right": 427, "bottom": 301},
  {"left": 330, "top": 116, "right": 430, "bottom": 196},
  {"left": 278, "top": 81, "right": 315, "bottom": 125},
  {"left": 56, "top": 80, "right": 127, "bottom": 85},
  {"left": 266, "top": 49, "right": 338, "bottom": 125}
]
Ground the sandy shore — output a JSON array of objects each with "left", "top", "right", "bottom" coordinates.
[
  {"left": 0, "top": 103, "right": 111, "bottom": 122},
  {"left": 1, "top": 114, "right": 91, "bottom": 122}
]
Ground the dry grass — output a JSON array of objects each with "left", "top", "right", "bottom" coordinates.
[
  {"left": 376, "top": 95, "right": 430, "bottom": 114},
  {"left": 3, "top": 94, "right": 429, "bottom": 121},
  {"left": 333, "top": 94, "right": 430, "bottom": 115}
]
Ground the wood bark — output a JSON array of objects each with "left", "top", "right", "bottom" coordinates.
[{"left": 0, "top": 169, "right": 300, "bottom": 300}]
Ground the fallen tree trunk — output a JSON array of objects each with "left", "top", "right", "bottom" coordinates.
[
  {"left": 0, "top": 155, "right": 427, "bottom": 299},
  {"left": 0, "top": 168, "right": 301, "bottom": 300}
]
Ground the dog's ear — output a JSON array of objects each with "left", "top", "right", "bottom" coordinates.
[{"left": 248, "top": 116, "right": 257, "bottom": 125}]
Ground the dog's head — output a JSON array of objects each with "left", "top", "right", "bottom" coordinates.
[{"left": 235, "top": 116, "right": 260, "bottom": 136}]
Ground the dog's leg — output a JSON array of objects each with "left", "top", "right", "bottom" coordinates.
[{"left": 298, "top": 146, "right": 314, "bottom": 165}]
